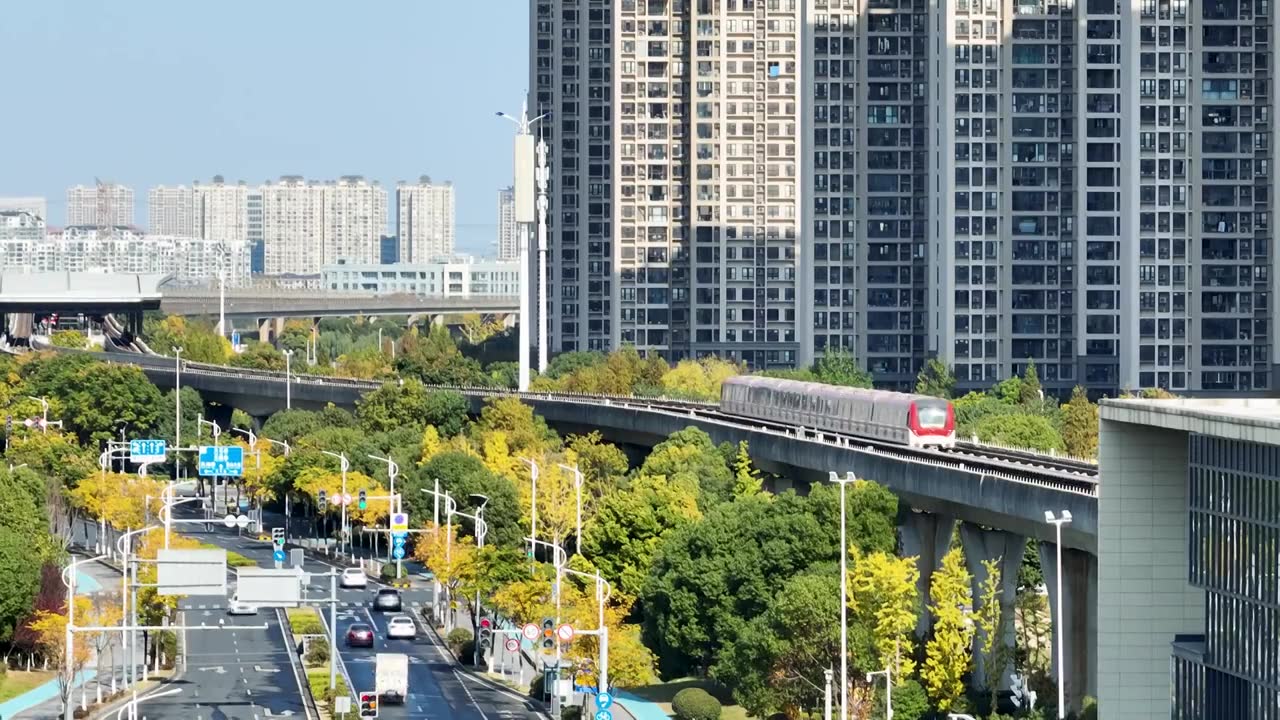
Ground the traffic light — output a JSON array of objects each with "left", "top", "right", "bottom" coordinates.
[
  {"left": 541, "top": 617, "right": 556, "bottom": 653},
  {"left": 358, "top": 691, "right": 378, "bottom": 718},
  {"left": 479, "top": 619, "right": 493, "bottom": 651},
  {"left": 317, "top": 490, "right": 328, "bottom": 509},
  {"left": 358, "top": 489, "right": 367, "bottom": 510}
]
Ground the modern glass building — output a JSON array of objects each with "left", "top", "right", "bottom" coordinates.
[
  {"left": 1099, "top": 398, "right": 1280, "bottom": 720},
  {"left": 1175, "top": 434, "right": 1280, "bottom": 719}
]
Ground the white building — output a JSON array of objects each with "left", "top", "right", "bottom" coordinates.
[
  {"left": 0, "top": 197, "right": 47, "bottom": 221},
  {"left": 321, "top": 259, "right": 518, "bottom": 298},
  {"left": 259, "top": 176, "right": 386, "bottom": 276},
  {"left": 2, "top": 226, "right": 250, "bottom": 286},
  {"left": 396, "top": 177, "right": 455, "bottom": 263},
  {"left": 195, "top": 176, "right": 252, "bottom": 245},
  {"left": 497, "top": 186, "right": 517, "bottom": 260},
  {"left": 0, "top": 211, "right": 45, "bottom": 243},
  {"left": 66, "top": 182, "right": 134, "bottom": 227},
  {"left": 148, "top": 185, "right": 196, "bottom": 237}
]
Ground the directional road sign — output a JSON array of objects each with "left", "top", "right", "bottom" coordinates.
[
  {"left": 392, "top": 546, "right": 405, "bottom": 560},
  {"left": 273, "top": 549, "right": 286, "bottom": 563},
  {"left": 522, "top": 623, "right": 540, "bottom": 641},
  {"left": 198, "top": 445, "right": 245, "bottom": 477},
  {"left": 595, "top": 711, "right": 613, "bottom": 720},
  {"left": 390, "top": 513, "right": 409, "bottom": 533},
  {"left": 596, "top": 692, "right": 614, "bottom": 709},
  {"left": 231, "top": 331, "right": 241, "bottom": 348},
  {"left": 130, "top": 439, "right": 167, "bottom": 463}
]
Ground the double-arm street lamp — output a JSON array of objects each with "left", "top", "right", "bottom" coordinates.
[
  {"left": 866, "top": 667, "right": 893, "bottom": 720},
  {"left": 322, "top": 451, "right": 350, "bottom": 554}
]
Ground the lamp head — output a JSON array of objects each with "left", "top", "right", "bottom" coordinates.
[
  {"left": 1061, "top": 510, "right": 1073, "bottom": 523},
  {"left": 1044, "top": 510, "right": 1055, "bottom": 522}
]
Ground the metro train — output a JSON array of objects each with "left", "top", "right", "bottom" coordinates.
[{"left": 719, "top": 375, "right": 957, "bottom": 448}]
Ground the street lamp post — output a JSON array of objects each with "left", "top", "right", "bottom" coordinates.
[
  {"left": 61, "top": 554, "right": 108, "bottom": 720},
  {"left": 519, "top": 457, "right": 539, "bottom": 569},
  {"left": 172, "top": 347, "right": 183, "bottom": 479},
  {"left": 322, "top": 451, "right": 350, "bottom": 555},
  {"left": 828, "top": 471, "right": 857, "bottom": 720},
  {"left": 283, "top": 349, "right": 294, "bottom": 409},
  {"left": 27, "top": 395, "right": 50, "bottom": 434},
  {"left": 557, "top": 463, "right": 584, "bottom": 556},
  {"left": 1044, "top": 509, "right": 1073, "bottom": 719},
  {"left": 368, "top": 454, "right": 402, "bottom": 577},
  {"left": 867, "top": 668, "right": 892, "bottom": 720}
]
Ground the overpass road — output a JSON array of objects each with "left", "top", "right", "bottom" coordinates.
[{"left": 159, "top": 290, "right": 519, "bottom": 320}]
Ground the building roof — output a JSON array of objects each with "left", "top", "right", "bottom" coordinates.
[
  {"left": 0, "top": 270, "right": 168, "bottom": 311},
  {"left": 1101, "top": 397, "right": 1280, "bottom": 445}
]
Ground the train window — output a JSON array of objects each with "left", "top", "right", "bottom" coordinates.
[{"left": 916, "top": 400, "right": 950, "bottom": 428}]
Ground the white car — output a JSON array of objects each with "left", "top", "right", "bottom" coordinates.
[
  {"left": 341, "top": 567, "right": 368, "bottom": 589},
  {"left": 227, "top": 597, "right": 258, "bottom": 615},
  {"left": 386, "top": 615, "right": 417, "bottom": 639}
]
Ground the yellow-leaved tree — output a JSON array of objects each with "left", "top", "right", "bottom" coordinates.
[
  {"left": 293, "top": 468, "right": 388, "bottom": 526},
  {"left": 850, "top": 549, "right": 921, "bottom": 682},
  {"left": 29, "top": 595, "right": 93, "bottom": 709},
  {"left": 228, "top": 437, "right": 286, "bottom": 508},
  {"left": 412, "top": 522, "right": 479, "bottom": 603},
  {"left": 921, "top": 548, "right": 974, "bottom": 712},
  {"left": 973, "top": 556, "right": 1012, "bottom": 708},
  {"left": 69, "top": 472, "right": 167, "bottom": 530}
]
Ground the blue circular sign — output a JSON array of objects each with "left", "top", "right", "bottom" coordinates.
[
  {"left": 273, "top": 549, "right": 286, "bottom": 563},
  {"left": 392, "top": 546, "right": 405, "bottom": 559},
  {"left": 596, "top": 692, "right": 613, "bottom": 709},
  {"left": 595, "top": 710, "right": 612, "bottom": 720}
]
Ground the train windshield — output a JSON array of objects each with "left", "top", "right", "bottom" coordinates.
[{"left": 915, "top": 400, "right": 950, "bottom": 428}]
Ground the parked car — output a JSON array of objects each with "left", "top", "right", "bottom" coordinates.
[
  {"left": 386, "top": 615, "right": 417, "bottom": 639},
  {"left": 346, "top": 623, "right": 375, "bottom": 648},
  {"left": 373, "top": 588, "right": 403, "bottom": 612},
  {"left": 341, "top": 567, "right": 368, "bottom": 589},
  {"left": 227, "top": 597, "right": 257, "bottom": 615}
]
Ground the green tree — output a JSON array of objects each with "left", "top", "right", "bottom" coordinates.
[
  {"left": 5, "top": 430, "right": 97, "bottom": 489},
  {"left": 229, "top": 341, "right": 286, "bottom": 371},
  {"left": 49, "top": 329, "right": 89, "bottom": 349},
  {"left": 659, "top": 357, "right": 740, "bottom": 401},
  {"left": 642, "top": 488, "right": 858, "bottom": 676},
  {"left": 974, "top": 413, "right": 1064, "bottom": 453},
  {"left": 61, "top": 362, "right": 164, "bottom": 445},
  {"left": 869, "top": 679, "right": 930, "bottom": 720},
  {"left": 922, "top": 548, "right": 974, "bottom": 712},
  {"left": 712, "top": 572, "right": 840, "bottom": 719},
  {"left": 582, "top": 474, "right": 701, "bottom": 599},
  {"left": 1061, "top": 386, "right": 1099, "bottom": 459},
  {"left": 813, "top": 348, "right": 874, "bottom": 388},
  {"left": 915, "top": 358, "right": 957, "bottom": 399},
  {"left": 565, "top": 432, "right": 629, "bottom": 499},
  {"left": 0, "top": 472, "right": 50, "bottom": 641},
  {"left": 143, "top": 316, "right": 229, "bottom": 364},
  {"left": 261, "top": 409, "right": 325, "bottom": 443},
  {"left": 395, "top": 324, "right": 487, "bottom": 385},
  {"left": 546, "top": 351, "right": 607, "bottom": 379},
  {"left": 731, "top": 441, "right": 763, "bottom": 498},
  {"left": 404, "top": 452, "right": 524, "bottom": 549},
  {"left": 472, "top": 397, "right": 560, "bottom": 455},
  {"left": 356, "top": 380, "right": 432, "bottom": 434},
  {"left": 640, "top": 427, "right": 734, "bottom": 509},
  {"left": 1019, "top": 360, "right": 1043, "bottom": 406}
]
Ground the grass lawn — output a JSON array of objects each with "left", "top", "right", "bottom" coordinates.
[
  {"left": 628, "top": 678, "right": 750, "bottom": 720},
  {"left": 0, "top": 670, "right": 56, "bottom": 703},
  {"left": 288, "top": 607, "right": 325, "bottom": 636},
  {"left": 189, "top": 538, "right": 257, "bottom": 567}
]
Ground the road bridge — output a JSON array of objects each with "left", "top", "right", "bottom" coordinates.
[{"left": 159, "top": 288, "right": 519, "bottom": 320}]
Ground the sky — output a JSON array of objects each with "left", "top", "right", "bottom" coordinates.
[{"left": 0, "top": 1, "right": 528, "bottom": 258}]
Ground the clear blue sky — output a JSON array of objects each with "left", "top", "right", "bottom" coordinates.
[{"left": 0, "top": 1, "right": 527, "bottom": 257}]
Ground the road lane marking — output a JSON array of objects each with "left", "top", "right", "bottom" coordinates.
[{"left": 452, "top": 669, "right": 491, "bottom": 720}]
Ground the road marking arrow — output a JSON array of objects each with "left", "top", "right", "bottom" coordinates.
[
  {"left": 197, "top": 665, "right": 226, "bottom": 674},
  {"left": 253, "top": 665, "right": 282, "bottom": 673}
]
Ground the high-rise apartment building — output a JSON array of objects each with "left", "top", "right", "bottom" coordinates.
[
  {"left": 533, "top": 0, "right": 1278, "bottom": 395},
  {"left": 1, "top": 226, "right": 251, "bottom": 286},
  {"left": 258, "top": 176, "right": 386, "bottom": 275},
  {"left": 195, "top": 177, "right": 251, "bottom": 245},
  {"left": 148, "top": 185, "right": 196, "bottom": 236},
  {"left": 0, "top": 197, "right": 47, "bottom": 221},
  {"left": 497, "top": 186, "right": 518, "bottom": 260},
  {"left": 396, "top": 177, "right": 455, "bottom": 262},
  {"left": 67, "top": 182, "right": 134, "bottom": 227}
]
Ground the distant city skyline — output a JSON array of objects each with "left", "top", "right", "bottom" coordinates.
[{"left": 0, "top": 1, "right": 525, "bottom": 258}]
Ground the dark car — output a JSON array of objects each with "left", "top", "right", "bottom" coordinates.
[
  {"left": 373, "top": 588, "right": 402, "bottom": 612},
  {"left": 346, "top": 623, "right": 375, "bottom": 648}
]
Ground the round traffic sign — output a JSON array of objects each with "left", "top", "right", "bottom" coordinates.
[
  {"left": 505, "top": 637, "right": 519, "bottom": 652},
  {"left": 556, "top": 623, "right": 575, "bottom": 642},
  {"left": 521, "top": 623, "right": 540, "bottom": 641},
  {"left": 273, "top": 549, "right": 286, "bottom": 563},
  {"left": 342, "top": 493, "right": 353, "bottom": 506},
  {"left": 596, "top": 693, "right": 614, "bottom": 710},
  {"left": 223, "top": 513, "right": 236, "bottom": 528},
  {"left": 236, "top": 514, "right": 250, "bottom": 528},
  {"left": 392, "top": 546, "right": 405, "bottom": 559},
  {"left": 595, "top": 711, "right": 613, "bottom": 720}
]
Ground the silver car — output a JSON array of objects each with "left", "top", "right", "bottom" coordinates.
[{"left": 386, "top": 615, "right": 417, "bottom": 639}]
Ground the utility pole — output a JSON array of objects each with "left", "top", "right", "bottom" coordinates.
[{"left": 497, "top": 101, "right": 549, "bottom": 390}]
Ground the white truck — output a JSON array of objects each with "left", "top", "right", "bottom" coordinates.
[{"left": 375, "top": 653, "right": 409, "bottom": 704}]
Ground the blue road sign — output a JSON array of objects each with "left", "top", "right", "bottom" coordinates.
[
  {"left": 238, "top": 497, "right": 249, "bottom": 510},
  {"left": 129, "top": 439, "right": 167, "bottom": 463},
  {"left": 596, "top": 692, "right": 613, "bottom": 709},
  {"left": 273, "top": 549, "right": 286, "bottom": 563},
  {"left": 198, "top": 445, "right": 244, "bottom": 477},
  {"left": 595, "top": 710, "right": 613, "bottom": 720},
  {"left": 392, "top": 546, "right": 405, "bottom": 560},
  {"left": 392, "top": 535, "right": 406, "bottom": 549},
  {"left": 231, "top": 331, "right": 241, "bottom": 347},
  {"left": 575, "top": 685, "right": 598, "bottom": 695}
]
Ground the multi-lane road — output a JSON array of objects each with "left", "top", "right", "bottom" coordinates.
[{"left": 153, "top": 507, "right": 540, "bottom": 720}]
